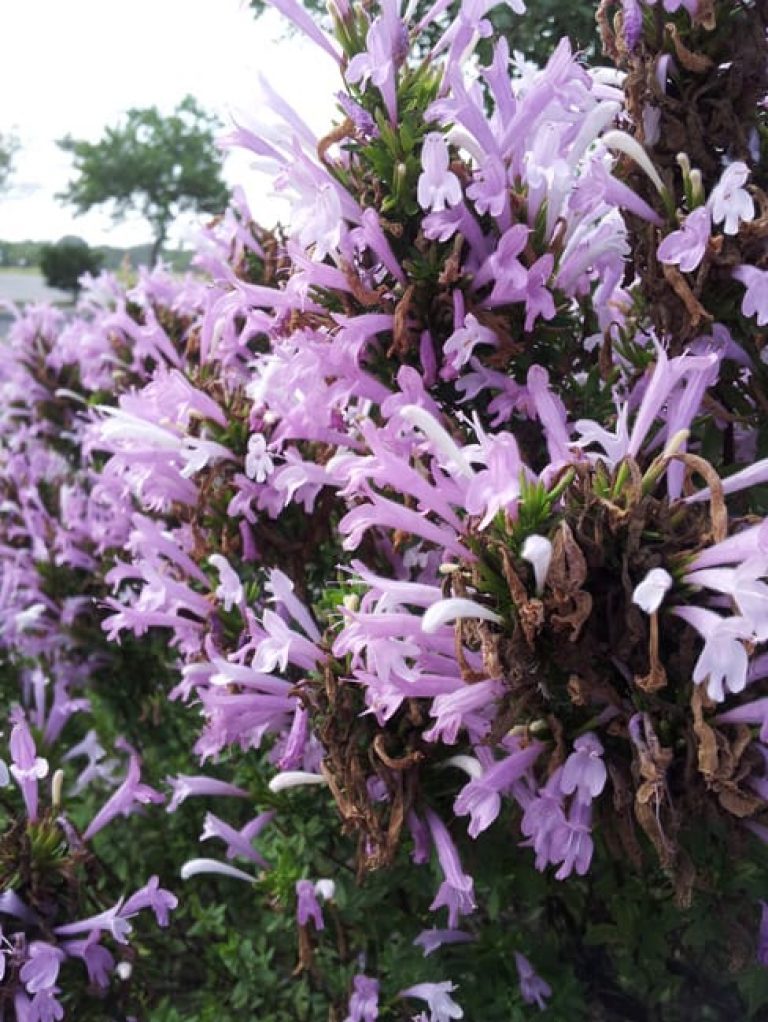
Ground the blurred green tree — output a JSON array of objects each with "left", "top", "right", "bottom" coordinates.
[
  {"left": 39, "top": 237, "right": 103, "bottom": 298},
  {"left": 58, "top": 96, "right": 229, "bottom": 266}
]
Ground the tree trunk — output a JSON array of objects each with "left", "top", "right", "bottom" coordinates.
[{"left": 149, "top": 226, "right": 167, "bottom": 268}]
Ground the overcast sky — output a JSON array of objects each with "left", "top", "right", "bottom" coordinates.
[{"left": 0, "top": 1, "right": 340, "bottom": 248}]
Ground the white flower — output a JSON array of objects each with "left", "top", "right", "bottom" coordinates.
[
  {"left": 180, "top": 858, "right": 255, "bottom": 883},
  {"left": 632, "top": 567, "right": 673, "bottom": 614},
  {"left": 314, "top": 879, "right": 335, "bottom": 901},
  {"left": 674, "top": 605, "right": 755, "bottom": 701},
  {"left": 521, "top": 535, "right": 554, "bottom": 595},
  {"left": 245, "top": 434, "right": 274, "bottom": 483},
  {"left": 268, "top": 770, "right": 328, "bottom": 793},
  {"left": 421, "top": 597, "right": 502, "bottom": 634},
  {"left": 209, "top": 554, "right": 244, "bottom": 612},
  {"left": 709, "top": 161, "right": 754, "bottom": 236}
]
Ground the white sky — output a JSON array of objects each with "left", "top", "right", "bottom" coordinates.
[{"left": 0, "top": 0, "right": 340, "bottom": 248}]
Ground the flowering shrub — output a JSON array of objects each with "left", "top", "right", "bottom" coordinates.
[{"left": 1, "top": 0, "right": 767, "bottom": 1018}]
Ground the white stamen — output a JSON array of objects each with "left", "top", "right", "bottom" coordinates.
[{"left": 632, "top": 568, "right": 673, "bottom": 614}]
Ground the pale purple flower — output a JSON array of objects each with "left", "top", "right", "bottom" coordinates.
[
  {"left": 19, "top": 943, "right": 65, "bottom": 994},
  {"left": 714, "top": 697, "right": 768, "bottom": 741},
  {"left": 423, "top": 679, "right": 502, "bottom": 745},
  {"left": 200, "top": 810, "right": 274, "bottom": 865},
  {"left": 552, "top": 799, "right": 595, "bottom": 879},
  {"left": 414, "top": 929, "right": 474, "bottom": 957},
  {"left": 336, "top": 92, "right": 377, "bottom": 139},
  {"left": 209, "top": 554, "right": 244, "bottom": 612},
  {"left": 464, "top": 432, "right": 525, "bottom": 528},
  {"left": 657, "top": 206, "right": 710, "bottom": 272},
  {"left": 60, "top": 933, "right": 114, "bottom": 989},
  {"left": 480, "top": 224, "right": 529, "bottom": 304},
  {"left": 526, "top": 364, "right": 571, "bottom": 467},
  {"left": 632, "top": 567, "right": 673, "bottom": 614},
  {"left": 466, "top": 155, "right": 508, "bottom": 219},
  {"left": 425, "top": 809, "right": 476, "bottom": 927},
  {"left": 55, "top": 901, "right": 133, "bottom": 945},
  {"left": 758, "top": 901, "right": 768, "bottom": 966},
  {"left": 559, "top": 733, "right": 607, "bottom": 805},
  {"left": 521, "top": 254, "right": 556, "bottom": 332},
  {"left": 83, "top": 745, "right": 164, "bottom": 840},
  {"left": 345, "top": 2, "right": 407, "bottom": 124},
  {"left": 267, "top": 0, "right": 342, "bottom": 63},
  {"left": 689, "top": 522, "right": 768, "bottom": 571},
  {"left": 179, "top": 436, "right": 235, "bottom": 479},
  {"left": 29, "top": 989, "right": 64, "bottom": 1022},
  {"left": 417, "top": 134, "right": 462, "bottom": 213},
  {"left": 9, "top": 707, "right": 49, "bottom": 821},
  {"left": 733, "top": 265, "right": 768, "bottom": 327},
  {"left": 514, "top": 952, "right": 552, "bottom": 1010},
  {"left": 709, "top": 162, "right": 754, "bottom": 235},
  {"left": 454, "top": 742, "right": 543, "bottom": 837},
  {"left": 443, "top": 314, "right": 497, "bottom": 371},
  {"left": 296, "top": 879, "right": 325, "bottom": 930},
  {"left": 408, "top": 810, "right": 432, "bottom": 865},
  {"left": 674, "top": 605, "right": 753, "bottom": 701},
  {"left": 121, "top": 875, "right": 178, "bottom": 927},
  {"left": 685, "top": 558, "right": 768, "bottom": 640},
  {"left": 399, "top": 981, "right": 463, "bottom": 1021},
  {"left": 344, "top": 974, "right": 379, "bottom": 1022},
  {"left": 166, "top": 774, "right": 249, "bottom": 813},
  {"left": 621, "top": 0, "right": 643, "bottom": 49},
  {"left": 295, "top": 181, "right": 345, "bottom": 260}
]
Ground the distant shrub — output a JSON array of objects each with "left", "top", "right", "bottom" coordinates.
[{"left": 39, "top": 237, "right": 103, "bottom": 297}]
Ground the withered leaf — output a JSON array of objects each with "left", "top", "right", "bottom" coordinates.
[
  {"left": 548, "top": 522, "right": 588, "bottom": 592},
  {"left": 691, "top": 685, "right": 719, "bottom": 780}
]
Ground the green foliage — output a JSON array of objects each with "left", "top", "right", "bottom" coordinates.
[
  {"left": 39, "top": 237, "right": 103, "bottom": 297},
  {"left": 58, "top": 96, "right": 229, "bottom": 265}
]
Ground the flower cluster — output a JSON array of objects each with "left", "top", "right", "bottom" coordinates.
[{"left": 0, "top": 0, "right": 766, "bottom": 1017}]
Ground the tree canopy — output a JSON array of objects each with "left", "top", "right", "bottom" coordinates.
[
  {"left": 58, "top": 95, "right": 229, "bottom": 265},
  {"left": 39, "top": 237, "right": 103, "bottom": 298}
]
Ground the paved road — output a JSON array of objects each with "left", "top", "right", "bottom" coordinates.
[
  {"left": 0, "top": 271, "right": 72, "bottom": 306},
  {"left": 0, "top": 272, "right": 73, "bottom": 337}
]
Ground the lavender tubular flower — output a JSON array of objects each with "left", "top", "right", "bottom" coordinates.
[
  {"left": 559, "top": 733, "right": 607, "bottom": 805},
  {"left": 8, "top": 708, "right": 48, "bottom": 822},
  {"left": 166, "top": 775, "right": 249, "bottom": 813},
  {"left": 454, "top": 741, "right": 543, "bottom": 836},
  {"left": 657, "top": 206, "right": 710, "bottom": 272},
  {"left": 83, "top": 746, "right": 164, "bottom": 841},
  {"left": 344, "top": 975, "right": 379, "bottom": 1022},
  {"left": 399, "top": 981, "right": 463, "bottom": 1021},
  {"left": 417, "top": 134, "right": 463, "bottom": 213},
  {"left": 514, "top": 952, "right": 552, "bottom": 1011},
  {"left": 424, "top": 810, "right": 476, "bottom": 927}
]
